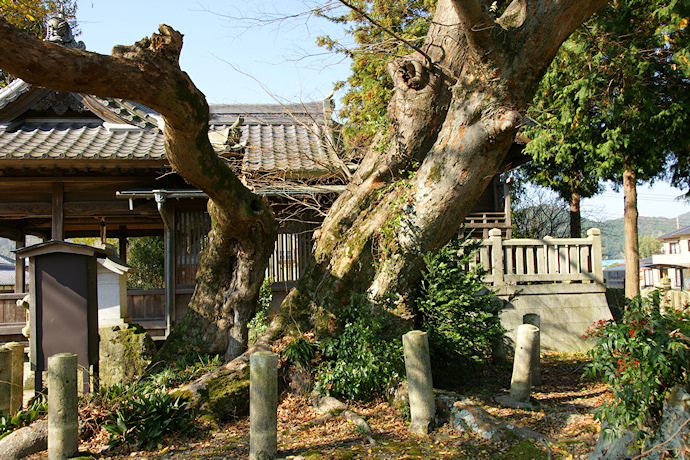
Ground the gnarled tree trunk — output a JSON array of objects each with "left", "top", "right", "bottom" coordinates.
[
  {"left": 0, "top": 20, "right": 277, "bottom": 361},
  {"left": 281, "top": 0, "right": 610, "bottom": 334}
]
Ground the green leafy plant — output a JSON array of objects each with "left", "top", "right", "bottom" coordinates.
[
  {"left": 416, "top": 233, "right": 505, "bottom": 372},
  {"left": 96, "top": 352, "right": 221, "bottom": 449},
  {"left": 315, "top": 295, "right": 404, "bottom": 401},
  {"left": 102, "top": 388, "right": 192, "bottom": 449},
  {"left": 0, "top": 399, "right": 47, "bottom": 440},
  {"left": 585, "top": 291, "right": 690, "bottom": 442},
  {"left": 282, "top": 337, "right": 317, "bottom": 369},
  {"left": 248, "top": 278, "right": 273, "bottom": 345}
]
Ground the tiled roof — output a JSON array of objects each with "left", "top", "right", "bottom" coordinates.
[
  {"left": 658, "top": 224, "right": 690, "bottom": 240},
  {"left": 0, "top": 79, "right": 31, "bottom": 110},
  {"left": 0, "top": 122, "right": 166, "bottom": 160},
  {"left": 0, "top": 81, "right": 344, "bottom": 176}
]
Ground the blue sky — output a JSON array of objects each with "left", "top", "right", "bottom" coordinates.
[{"left": 75, "top": 1, "right": 690, "bottom": 220}]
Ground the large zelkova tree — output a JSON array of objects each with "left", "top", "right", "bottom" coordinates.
[
  {"left": 0, "top": 0, "right": 609, "bottom": 412},
  {"left": 520, "top": 0, "right": 690, "bottom": 298}
]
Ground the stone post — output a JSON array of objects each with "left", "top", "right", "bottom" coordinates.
[
  {"left": 588, "top": 228, "right": 604, "bottom": 286},
  {"left": 249, "top": 351, "right": 278, "bottom": 460},
  {"left": 522, "top": 314, "right": 541, "bottom": 387},
  {"left": 510, "top": 324, "right": 539, "bottom": 402},
  {"left": 48, "top": 353, "right": 78, "bottom": 460},
  {"left": 403, "top": 330, "right": 435, "bottom": 434},
  {"left": 0, "top": 347, "right": 11, "bottom": 414},
  {"left": 5, "top": 342, "right": 25, "bottom": 413}
]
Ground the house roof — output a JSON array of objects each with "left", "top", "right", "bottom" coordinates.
[
  {"left": 0, "top": 80, "right": 345, "bottom": 178},
  {"left": 657, "top": 224, "right": 690, "bottom": 240}
]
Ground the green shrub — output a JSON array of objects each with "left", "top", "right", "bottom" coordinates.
[
  {"left": 314, "top": 296, "right": 404, "bottom": 401},
  {"left": 0, "top": 399, "right": 47, "bottom": 440},
  {"left": 416, "top": 233, "right": 505, "bottom": 375},
  {"left": 585, "top": 291, "right": 690, "bottom": 442},
  {"left": 248, "top": 279, "right": 273, "bottom": 345}
]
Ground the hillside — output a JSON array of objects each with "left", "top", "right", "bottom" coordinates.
[{"left": 586, "top": 211, "right": 690, "bottom": 259}]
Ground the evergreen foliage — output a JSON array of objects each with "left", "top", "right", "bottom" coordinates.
[
  {"left": 416, "top": 233, "right": 505, "bottom": 375},
  {"left": 525, "top": 0, "right": 690, "bottom": 198},
  {"left": 314, "top": 295, "right": 405, "bottom": 401},
  {"left": 127, "top": 236, "right": 165, "bottom": 289}
]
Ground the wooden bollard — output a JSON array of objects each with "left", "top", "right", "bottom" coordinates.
[
  {"left": 48, "top": 353, "right": 78, "bottom": 460},
  {"left": 403, "top": 330, "right": 435, "bottom": 434},
  {"left": 249, "top": 351, "right": 278, "bottom": 460}
]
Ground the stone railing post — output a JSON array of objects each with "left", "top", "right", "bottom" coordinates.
[
  {"left": 5, "top": 342, "right": 24, "bottom": 413},
  {"left": 489, "top": 228, "right": 504, "bottom": 288},
  {"left": 0, "top": 347, "right": 11, "bottom": 414},
  {"left": 510, "top": 324, "right": 540, "bottom": 402},
  {"left": 588, "top": 228, "right": 604, "bottom": 285},
  {"left": 249, "top": 351, "right": 278, "bottom": 460},
  {"left": 522, "top": 315, "right": 541, "bottom": 387},
  {"left": 403, "top": 330, "right": 435, "bottom": 434},
  {"left": 48, "top": 353, "right": 78, "bottom": 460}
]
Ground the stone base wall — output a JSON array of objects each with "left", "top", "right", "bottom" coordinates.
[{"left": 499, "top": 292, "right": 613, "bottom": 352}]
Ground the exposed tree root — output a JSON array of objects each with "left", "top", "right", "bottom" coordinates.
[{"left": 0, "top": 420, "right": 48, "bottom": 460}]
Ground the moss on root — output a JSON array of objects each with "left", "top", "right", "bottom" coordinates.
[{"left": 197, "top": 365, "right": 251, "bottom": 421}]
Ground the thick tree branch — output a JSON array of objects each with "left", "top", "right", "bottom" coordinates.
[
  {"left": 516, "top": 0, "right": 610, "bottom": 79},
  {"left": 447, "top": 0, "right": 496, "bottom": 57},
  {"left": 449, "top": 0, "right": 488, "bottom": 28}
]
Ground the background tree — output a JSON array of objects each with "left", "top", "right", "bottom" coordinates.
[
  {"left": 521, "top": 37, "right": 602, "bottom": 238},
  {"left": 522, "top": 0, "right": 690, "bottom": 298},
  {"left": 509, "top": 178, "right": 571, "bottom": 238}
]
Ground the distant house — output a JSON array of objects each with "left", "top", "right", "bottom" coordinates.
[
  {"left": 0, "top": 254, "right": 15, "bottom": 292},
  {"left": 641, "top": 225, "right": 690, "bottom": 290}
]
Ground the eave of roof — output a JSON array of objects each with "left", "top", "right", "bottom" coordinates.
[{"left": 657, "top": 224, "right": 690, "bottom": 240}]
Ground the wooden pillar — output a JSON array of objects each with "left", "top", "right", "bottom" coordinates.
[
  {"left": 14, "top": 236, "right": 25, "bottom": 293},
  {"left": 51, "top": 182, "right": 64, "bottom": 240},
  {"left": 163, "top": 201, "right": 176, "bottom": 336},
  {"left": 503, "top": 177, "right": 512, "bottom": 239},
  {"left": 118, "top": 226, "right": 127, "bottom": 262}
]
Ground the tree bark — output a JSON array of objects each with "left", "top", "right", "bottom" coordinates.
[
  {"left": 281, "top": 0, "right": 610, "bottom": 334},
  {"left": 570, "top": 191, "right": 582, "bottom": 238},
  {"left": 623, "top": 165, "right": 640, "bottom": 299},
  {"left": 0, "top": 20, "right": 277, "bottom": 360}
]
